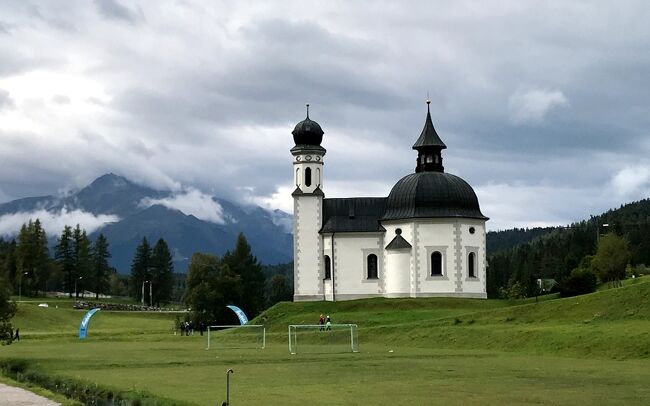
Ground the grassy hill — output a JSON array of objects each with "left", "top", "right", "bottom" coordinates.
[
  {"left": 1, "top": 279, "right": 649, "bottom": 405},
  {"left": 254, "top": 276, "right": 650, "bottom": 359}
]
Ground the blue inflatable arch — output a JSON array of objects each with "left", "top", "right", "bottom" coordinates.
[
  {"left": 79, "top": 308, "right": 101, "bottom": 339},
  {"left": 226, "top": 305, "right": 249, "bottom": 325}
]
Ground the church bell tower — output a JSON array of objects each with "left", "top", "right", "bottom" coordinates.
[{"left": 291, "top": 104, "right": 326, "bottom": 301}]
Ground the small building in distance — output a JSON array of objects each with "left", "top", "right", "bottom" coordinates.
[{"left": 291, "top": 102, "right": 488, "bottom": 301}]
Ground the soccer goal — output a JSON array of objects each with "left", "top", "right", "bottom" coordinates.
[
  {"left": 288, "top": 324, "right": 359, "bottom": 354},
  {"left": 205, "top": 325, "right": 266, "bottom": 350}
]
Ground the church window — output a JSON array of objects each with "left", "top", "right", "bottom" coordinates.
[
  {"left": 367, "top": 254, "right": 378, "bottom": 279},
  {"left": 305, "top": 167, "right": 312, "bottom": 187},
  {"left": 431, "top": 251, "right": 442, "bottom": 276},
  {"left": 468, "top": 252, "right": 476, "bottom": 278},
  {"left": 324, "top": 255, "right": 331, "bottom": 280}
]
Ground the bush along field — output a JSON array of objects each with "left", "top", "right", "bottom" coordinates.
[{"left": 1, "top": 277, "right": 649, "bottom": 405}]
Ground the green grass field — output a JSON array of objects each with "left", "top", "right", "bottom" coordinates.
[{"left": 1, "top": 278, "right": 649, "bottom": 405}]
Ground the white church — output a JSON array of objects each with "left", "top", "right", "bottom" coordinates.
[{"left": 291, "top": 102, "right": 488, "bottom": 301}]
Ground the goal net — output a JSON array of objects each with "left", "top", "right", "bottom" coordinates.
[
  {"left": 288, "top": 324, "right": 359, "bottom": 354},
  {"left": 205, "top": 325, "right": 266, "bottom": 350}
]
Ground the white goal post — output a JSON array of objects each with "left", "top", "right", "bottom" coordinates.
[
  {"left": 206, "top": 325, "right": 266, "bottom": 350},
  {"left": 288, "top": 324, "right": 359, "bottom": 354}
]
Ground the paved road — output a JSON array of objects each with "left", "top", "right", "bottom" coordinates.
[{"left": 0, "top": 383, "right": 60, "bottom": 406}]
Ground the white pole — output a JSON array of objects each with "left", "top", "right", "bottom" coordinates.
[
  {"left": 141, "top": 281, "right": 145, "bottom": 306},
  {"left": 206, "top": 326, "right": 211, "bottom": 350},
  {"left": 262, "top": 327, "right": 266, "bottom": 349},
  {"left": 350, "top": 325, "right": 354, "bottom": 352},
  {"left": 149, "top": 282, "right": 153, "bottom": 307}
]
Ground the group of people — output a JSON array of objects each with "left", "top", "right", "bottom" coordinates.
[
  {"left": 180, "top": 320, "right": 195, "bottom": 336},
  {"left": 318, "top": 314, "right": 332, "bottom": 331},
  {"left": 179, "top": 320, "right": 208, "bottom": 336}
]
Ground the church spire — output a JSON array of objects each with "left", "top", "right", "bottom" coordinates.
[
  {"left": 412, "top": 99, "right": 446, "bottom": 150},
  {"left": 413, "top": 99, "right": 445, "bottom": 173}
]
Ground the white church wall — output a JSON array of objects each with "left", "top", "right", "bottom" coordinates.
[
  {"left": 381, "top": 222, "right": 414, "bottom": 297},
  {"left": 293, "top": 196, "right": 324, "bottom": 301},
  {"left": 327, "top": 233, "right": 383, "bottom": 300},
  {"left": 458, "top": 220, "right": 487, "bottom": 297},
  {"left": 414, "top": 220, "right": 457, "bottom": 295}
]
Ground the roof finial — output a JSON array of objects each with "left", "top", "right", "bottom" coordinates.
[
  {"left": 426, "top": 92, "right": 431, "bottom": 112},
  {"left": 306, "top": 103, "right": 310, "bottom": 119}
]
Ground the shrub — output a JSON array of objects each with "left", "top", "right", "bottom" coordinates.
[{"left": 558, "top": 268, "right": 598, "bottom": 297}]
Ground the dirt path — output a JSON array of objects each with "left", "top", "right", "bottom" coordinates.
[{"left": 0, "top": 383, "right": 60, "bottom": 406}]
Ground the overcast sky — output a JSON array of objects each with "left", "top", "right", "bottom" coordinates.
[{"left": 1, "top": 0, "right": 649, "bottom": 231}]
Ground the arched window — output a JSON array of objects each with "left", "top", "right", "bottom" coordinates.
[
  {"left": 324, "top": 255, "right": 331, "bottom": 280},
  {"left": 305, "top": 167, "right": 312, "bottom": 187},
  {"left": 468, "top": 252, "right": 476, "bottom": 278},
  {"left": 367, "top": 254, "right": 378, "bottom": 279},
  {"left": 431, "top": 251, "right": 442, "bottom": 276}
]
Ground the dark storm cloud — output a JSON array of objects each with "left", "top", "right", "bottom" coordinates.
[{"left": 1, "top": 1, "right": 650, "bottom": 229}]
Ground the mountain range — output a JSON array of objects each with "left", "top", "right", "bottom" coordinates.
[{"left": 0, "top": 174, "right": 293, "bottom": 273}]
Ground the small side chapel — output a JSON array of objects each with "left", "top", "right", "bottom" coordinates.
[{"left": 291, "top": 102, "right": 488, "bottom": 301}]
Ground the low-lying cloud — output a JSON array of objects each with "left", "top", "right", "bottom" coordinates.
[
  {"left": 0, "top": 208, "right": 120, "bottom": 238},
  {"left": 140, "top": 189, "right": 229, "bottom": 224},
  {"left": 610, "top": 165, "right": 650, "bottom": 197},
  {"left": 508, "top": 88, "right": 568, "bottom": 124}
]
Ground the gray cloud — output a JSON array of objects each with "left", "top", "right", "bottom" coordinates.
[
  {"left": 94, "top": 0, "right": 142, "bottom": 23},
  {"left": 0, "top": 1, "right": 650, "bottom": 230},
  {"left": 0, "top": 89, "right": 13, "bottom": 110}
]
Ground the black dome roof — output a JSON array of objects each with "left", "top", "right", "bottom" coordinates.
[
  {"left": 292, "top": 116, "right": 324, "bottom": 146},
  {"left": 382, "top": 172, "right": 487, "bottom": 221}
]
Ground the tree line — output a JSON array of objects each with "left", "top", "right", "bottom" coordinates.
[
  {"left": 0, "top": 219, "right": 175, "bottom": 304},
  {"left": 487, "top": 199, "right": 650, "bottom": 298},
  {"left": 182, "top": 233, "right": 293, "bottom": 325},
  {"left": 0, "top": 220, "right": 112, "bottom": 299}
]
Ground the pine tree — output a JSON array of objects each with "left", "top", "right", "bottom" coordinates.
[
  {"left": 32, "top": 219, "right": 50, "bottom": 294},
  {"left": 90, "top": 234, "right": 111, "bottom": 299},
  {"left": 130, "top": 237, "right": 152, "bottom": 303},
  {"left": 0, "top": 239, "right": 17, "bottom": 294},
  {"left": 16, "top": 220, "right": 50, "bottom": 297},
  {"left": 150, "top": 238, "right": 174, "bottom": 307},
  {"left": 72, "top": 225, "right": 91, "bottom": 298},
  {"left": 55, "top": 225, "right": 75, "bottom": 297},
  {"left": 222, "top": 233, "right": 265, "bottom": 317}
]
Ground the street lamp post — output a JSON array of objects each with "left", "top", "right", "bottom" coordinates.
[
  {"left": 75, "top": 276, "right": 83, "bottom": 299},
  {"left": 18, "top": 271, "right": 28, "bottom": 302},
  {"left": 224, "top": 369, "right": 234, "bottom": 406},
  {"left": 141, "top": 280, "right": 149, "bottom": 306}
]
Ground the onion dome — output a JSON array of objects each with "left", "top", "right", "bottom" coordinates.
[
  {"left": 292, "top": 103, "right": 324, "bottom": 146},
  {"left": 382, "top": 171, "right": 488, "bottom": 220}
]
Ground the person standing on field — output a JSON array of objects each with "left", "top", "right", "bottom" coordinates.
[
  {"left": 319, "top": 314, "right": 325, "bottom": 331},
  {"left": 325, "top": 315, "right": 331, "bottom": 331}
]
